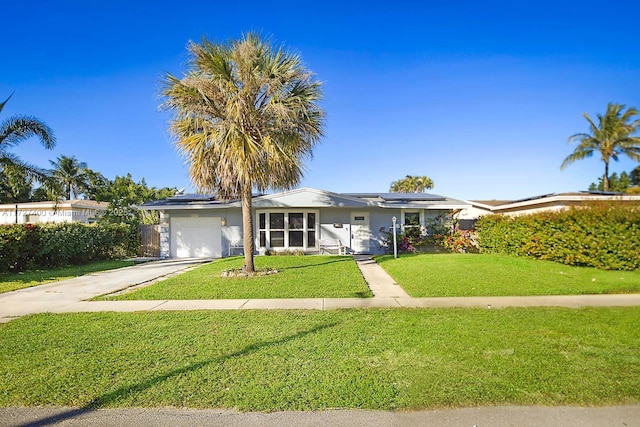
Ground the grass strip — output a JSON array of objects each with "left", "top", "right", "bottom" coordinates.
[
  {"left": 376, "top": 253, "right": 640, "bottom": 297},
  {"left": 0, "top": 308, "right": 638, "bottom": 411},
  {"left": 105, "top": 256, "right": 371, "bottom": 300},
  {"left": 0, "top": 260, "right": 135, "bottom": 294}
]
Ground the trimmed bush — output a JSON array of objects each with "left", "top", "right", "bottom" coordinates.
[
  {"left": 0, "top": 223, "right": 137, "bottom": 273},
  {"left": 475, "top": 203, "right": 640, "bottom": 270}
]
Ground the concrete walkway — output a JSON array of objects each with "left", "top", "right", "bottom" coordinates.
[
  {"left": 353, "top": 255, "right": 410, "bottom": 298},
  {"left": 2, "top": 256, "right": 640, "bottom": 323}
]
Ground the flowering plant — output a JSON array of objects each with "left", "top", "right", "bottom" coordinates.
[
  {"left": 379, "top": 215, "right": 478, "bottom": 254},
  {"left": 442, "top": 228, "right": 477, "bottom": 253}
]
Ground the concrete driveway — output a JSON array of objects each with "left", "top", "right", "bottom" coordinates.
[{"left": 0, "top": 258, "right": 208, "bottom": 323}]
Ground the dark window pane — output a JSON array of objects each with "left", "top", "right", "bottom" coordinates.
[
  {"left": 270, "top": 213, "right": 284, "bottom": 229},
  {"left": 405, "top": 212, "right": 420, "bottom": 226},
  {"left": 259, "top": 213, "right": 265, "bottom": 229},
  {"left": 289, "top": 213, "right": 303, "bottom": 230},
  {"left": 289, "top": 230, "right": 303, "bottom": 247},
  {"left": 308, "top": 231, "right": 316, "bottom": 247},
  {"left": 308, "top": 213, "right": 316, "bottom": 229},
  {"left": 270, "top": 231, "right": 284, "bottom": 247},
  {"left": 259, "top": 231, "right": 266, "bottom": 247}
]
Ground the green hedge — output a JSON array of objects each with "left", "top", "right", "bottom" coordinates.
[
  {"left": 475, "top": 204, "right": 640, "bottom": 271},
  {"left": 0, "top": 223, "right": 138, "bottom": 273}
]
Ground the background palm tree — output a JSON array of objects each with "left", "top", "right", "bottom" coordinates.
[
  {"left": 49, "top": 155, "right": 90, "bottom": 199},
  {"left": 562, "top": 103, "right": 640, "bottom": 191},
  {"left": 390, "top": 175, "right": 434, "bottom": 193},
  {"left": 0, "top": 165, "right": 34, "bottom": 203},
  {"left": 161, "top": 33, "right": 325, "bottom": 272},
  {"left": 0, "top": 93, "right": 56, "bottom": 181}
]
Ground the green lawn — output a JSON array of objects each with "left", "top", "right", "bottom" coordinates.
[
  {"left": 376, "top": 253, "right": 640, "bottom": 297},
  {"left": 0, "top": 260, "right": 135, "bottom": 294},
  {"left": 105, "top": 256, "right": 371, "bottom": 300},
  {"left": 1, "top": 308, "right": 638, "bottom": 410}
]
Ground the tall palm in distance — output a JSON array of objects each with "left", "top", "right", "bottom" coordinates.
[
  {"left": 49, "top": 155, "right": 90, "bottom": 199},
  {"left": 390, "top": 175, "right": 434, "bottom": 193},
  {"left": 161, "top": 33, "right": 325, "bottom": 272},
  {"left": 562, "top": 103, "right": 640, "bottom": 191},
  {"left": 0, "top": 93, "right": 56, "bottom": 182}
]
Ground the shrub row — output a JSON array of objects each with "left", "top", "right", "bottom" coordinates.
[
  {"left": 475, "top": 203, "right": 640, "bottom": 270},
  {"left": 0, "top": 223, "right": 138, "bottom": 273}
]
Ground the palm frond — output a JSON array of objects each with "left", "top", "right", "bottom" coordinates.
[
  {"left": 0, "top": 115, "right": 56, "bottom": 149},
  {"left": 0, "top": 92, "right": 14, "bottom": 114},
  {"left": 0, "top": 151, "right": 51, "bottom": 182}
]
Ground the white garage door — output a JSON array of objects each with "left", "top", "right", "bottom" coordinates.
[{"left": 171, "top": 217, "right": 222, "bottom": 258}]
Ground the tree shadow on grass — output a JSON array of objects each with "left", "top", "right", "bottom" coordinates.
[
  {"left": 17, "top": 321, "right": 339, "bottom": 427},
  {"left": 277, "top": 257, "right": 351, "bottom": 271}
]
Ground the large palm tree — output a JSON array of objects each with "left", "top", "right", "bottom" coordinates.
[
  {"left": 562, "top": 103, "right": 640, "bottom": 191},
  {"left": 0, "top": 93, "right": 56, "bottom": 181},
  {"left": 161, "top": 33, "right": 325, "bottom": 272},
  {"left": 390, "top": 175, "right": 434, "bottom": 193},
  {"left": 49, "top": 155, "right": 90, "bottom": 199}
]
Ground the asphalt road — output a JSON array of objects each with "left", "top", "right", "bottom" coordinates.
[{"left": 2, "top": 405, "right": 640, "bottom": 427}]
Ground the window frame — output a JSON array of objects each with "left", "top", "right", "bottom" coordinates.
[
  {"left": 400, "top": 210, "right": 424, "bottom": 232},
  {"left": 257, "top": 210, "right": 319, "bottom": 250}
]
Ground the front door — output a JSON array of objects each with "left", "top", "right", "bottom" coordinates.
[{"left": 350, "top": 211, "right": 370, "bottom": 254}]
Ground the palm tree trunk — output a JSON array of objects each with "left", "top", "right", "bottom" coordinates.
[
  {"left": 603, "top": 162, "right": 610, "bottom": 192},
  {"left": 241, "top": 184, "right": 255, "bottom": 273}
]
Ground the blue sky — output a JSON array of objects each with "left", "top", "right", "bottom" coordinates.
[{"left": 3, "top": 0, "right": 639, "bottom": 200}]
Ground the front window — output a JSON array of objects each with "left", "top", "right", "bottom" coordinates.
[
  {"left": 258, "top": 210, "right": 319, "bottom": 250},
  {"left": 404, "top": 212, "right": 420, "bottom": 227},
  {"left": 402, "top": 210, "right": 424, "bottom": 237},
  {"left": 308, "top": 213, "right": 316, "bottom": 247},
  {"left": 270, "top": 213, "right": 285, "bottom": 247}
]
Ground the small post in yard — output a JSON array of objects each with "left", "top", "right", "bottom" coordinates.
[{"left": 392, "top": 216, "right": 398, "bottom": 259}]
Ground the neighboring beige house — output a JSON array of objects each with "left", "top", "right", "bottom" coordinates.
[
  {"left": 458, "top": 192, "right": 640, "bottom": 229},
  {"left": 0, "top": 200, "right": 108, "bottom": 225}
]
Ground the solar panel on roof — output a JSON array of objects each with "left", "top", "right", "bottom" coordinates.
[
  {"left": 344, "top": 192, "right": 446, "bottom": 201},
  {"left": 581, "top": 191, "right": 625, "bottom": 196},
  {"left": 379, "top": 193, "right": 446, "bottom": 201},
  {"left": 167, "top": 194, "right": 216, "bottom": 202},
  {"left": 510, "top": 193, "right": 556, "bottom": 203}
]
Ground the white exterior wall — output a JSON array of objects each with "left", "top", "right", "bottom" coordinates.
[
  {"left": 458, "top": 205, "right": 492, "bottom": 220},
  {"left": 497, "top": 205, "right": 568, "bottom": 217},
  {"left": 224, "top": 210, "right": 244, "bottom": 255},
  {"left": 369, "top": 209, "right": 396, "bottom": 254},
  {"left": 317, "top": 208, "right": 351, "bottom": 251}
]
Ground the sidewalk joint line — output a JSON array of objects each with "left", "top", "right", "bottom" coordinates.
[{"left": 149, "top": 301, "right": 169, "bottom": 311}]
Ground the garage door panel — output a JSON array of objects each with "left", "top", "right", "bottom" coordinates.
[{"left": 171, "top": 217, "right": 221, "bottom": 258}]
